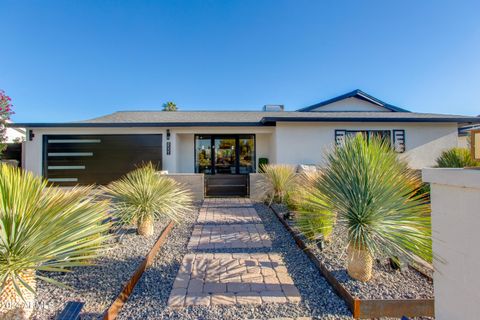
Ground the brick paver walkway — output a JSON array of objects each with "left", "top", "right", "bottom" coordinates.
[
  {"left": 197, "top": 206, "right": 262, "bottom": 224},
  {"left": 187, "top": 224, "right": 272, "bottom": 249},
  {"left": 168, "top": 198, "right": 300, "bottom": 307}
]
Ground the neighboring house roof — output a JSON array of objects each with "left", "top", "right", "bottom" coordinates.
[
  {"left": 4, "top": 121, "right": 26, "bottom": 142},
  {"left": 10, "top": 110, "right": 480, "bottom": 128},
  {"left": 297, "top": 89, "right": 410, "bottom": 112},
  {"left": 458, "top": 123, "right": 480, "bottom": 136}
]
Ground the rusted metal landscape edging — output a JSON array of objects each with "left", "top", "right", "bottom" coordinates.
[
  {"left": 103, "top": 220, "right": 175, "bottom": 320},
  {"left": 269, "top": 205, "right": 434, "bottom": 319}
]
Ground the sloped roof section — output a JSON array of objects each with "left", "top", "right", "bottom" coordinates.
[
  {"left": 10, "top": 110, "right": 480, "bottom": 128},
  {"left": 297, "top": 89, "right": 410, "bottom": 112}
]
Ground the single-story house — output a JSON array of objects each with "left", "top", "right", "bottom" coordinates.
[{"left": 11, "top": 89, "right": 480, "bottom": 197}]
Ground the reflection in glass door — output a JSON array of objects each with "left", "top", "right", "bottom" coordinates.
[
  {"left": 214, "top": 137, "right": 236, "bottom": 174},
  {"left": 239, "top": 135, "right": 255, "bottom": 174},
  {"left": 195, "top": 136, "right": 212, "bottom": 174}
]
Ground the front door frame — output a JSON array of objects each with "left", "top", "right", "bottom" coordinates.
[{"left": 194, "top": 134, "right": 256, "bottom": 175}]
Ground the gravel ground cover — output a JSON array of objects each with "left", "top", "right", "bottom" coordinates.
[
  {"left": 272, "top": 203, "right": 434, "bottom": 300},
  {"left": 31, "top": 219, "right": 170, "bottom": 320},
  {"left": 118, "top": 203, "right": 352, "bottom": 320}
]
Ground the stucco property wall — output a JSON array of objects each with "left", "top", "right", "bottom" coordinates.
[
  {"left": 274, "top": 122, "right": 458, "bottom": 169},
  {"left": 165, "top": 173, "right": 204, "bottom": 201},
  {"left": 423, "top": 168, "right": 480, "bottom": 320},
  {"left": 249, "top": 173, "right": 266, "bottom": 201}
]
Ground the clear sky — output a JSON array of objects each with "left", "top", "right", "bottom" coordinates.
[{"left": 1, "top": 0, "right": 480, "bottom": 123}]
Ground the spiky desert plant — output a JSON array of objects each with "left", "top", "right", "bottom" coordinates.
[
  {"left": 103, "top": 163, "right": 193, "bottom": 236},
  {"left": 435, "top": 147, "right": 479, "bottom": 168},
  {"left": 0, "top": 164, "right": 111, "bottom": 319},
  {"left": 257, "top": 164, "right": 298, "bottom": 205},
  {"left": 302, "top": 134, "right": 432, "bottom": 282},
  {"left": 295, "top": 171, "right": 335, "bottom": 243}
]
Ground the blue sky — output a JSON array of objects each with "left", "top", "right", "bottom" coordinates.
[{"left": 1, "top": 0, "right": 480, "bottom": 122}]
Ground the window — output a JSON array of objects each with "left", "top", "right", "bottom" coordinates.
[{"left": 335, "top": 129, "right": 405, "bottom": 153}]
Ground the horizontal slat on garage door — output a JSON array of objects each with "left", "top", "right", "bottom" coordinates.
[{"left": 44, "top": 134, "right": 162, "bottom": 186}]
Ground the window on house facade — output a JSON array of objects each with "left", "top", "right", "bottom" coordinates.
[{"left": 335, "top": 129, "right": 405, "bottom": 153}]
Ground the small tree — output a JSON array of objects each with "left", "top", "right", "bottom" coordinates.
[
  {"left": 0, "top": 90, "right": 15, "bottom": 154},
  {"left": 162, "top": 101, "right": 178, "bottom": 111}
]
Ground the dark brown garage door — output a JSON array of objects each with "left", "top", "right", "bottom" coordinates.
[{"left": 43, "top": 134, "right": 162, "bottom": 186}]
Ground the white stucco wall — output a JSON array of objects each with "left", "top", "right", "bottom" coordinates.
[
  {"left": 274, "top": 122, "right": 458, "bottom": 169},
  {"left": 309, "top": 97, "right": 389, "bottom": 112},
  {"left": 23, "top": 126, "right": 275, "bottom": 177},
  {"left": 423, "top": 168, "right": 480, "bottom": 320},
  {"left": 23, "top": 122, "right": 458, "bottom": 176}
]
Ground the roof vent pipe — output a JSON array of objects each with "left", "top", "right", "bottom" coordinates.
[{"left": 263, "top": 105, "right": 284, "bottom": 112}]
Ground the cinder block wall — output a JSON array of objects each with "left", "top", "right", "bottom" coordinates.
[{"left": 423, "top": 168, "right": 480, "bottom": 320}]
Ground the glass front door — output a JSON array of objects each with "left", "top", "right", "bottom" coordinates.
[
  {"left": 195, "top": 135, "right": 255, "bottom": 174},
  {"left": 214, "top": 137, "right": 236, "bottom": 174}
]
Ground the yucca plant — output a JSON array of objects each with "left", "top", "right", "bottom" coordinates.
[
  {"left": 0, "top": 164, "right": 111, "bottom": 319},
  {"left": 102, "top": 163, "right": 193, "bottom": 236},
  {"left": 435, "top": 147, "right": 479, "bottom": 168},
  {"left": 257, "top": 164, "right": 298, "bottom": 205},
  {"left": 302, "top": 134, "right": 432, "bottom": 282}
]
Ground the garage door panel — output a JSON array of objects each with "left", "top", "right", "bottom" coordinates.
[{"left": 44, "top": 134, "right": 162, "bottom": 186}]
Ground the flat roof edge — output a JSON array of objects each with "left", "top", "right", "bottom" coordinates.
[
  {"left": 261, "top": 117, "right": 480, "bottom": 124},
  {"left": 9, "top": 122, "right": 271, "bottom": 128}
]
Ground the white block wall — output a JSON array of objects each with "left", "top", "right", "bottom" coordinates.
[{"left": 423, "top": 168, "right": 480, "bottom": 320}]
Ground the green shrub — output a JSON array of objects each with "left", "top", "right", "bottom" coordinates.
[{"left": 435, "top": 147, "right": 479, "bottom": 168}]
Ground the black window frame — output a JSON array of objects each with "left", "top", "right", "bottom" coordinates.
[
  {"left": 194, "top": 134, "right": 256, "bottom": 174},
  {"left": 334, "top": 129, "right": 405, "bottom": 153}
]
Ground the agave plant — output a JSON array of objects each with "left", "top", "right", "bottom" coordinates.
[
  {"left": 257, "top": 164, "right": 298, "bottom": 205},
  {"left": 435, "top": 147, "right": 479, "bottom": 168},
  {"left": 301, "top": 134, "right": 432, "bottom": 282},
  {"left": 103, "top": 163, "right": 193, "bottom": 236},
  {"left": 0, "top": 164, "right": 111, "bottom": 319}
]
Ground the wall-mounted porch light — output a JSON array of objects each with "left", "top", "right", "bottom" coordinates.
[{"left": 28, "top": 130, "right": 35, "bottom": 141}]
